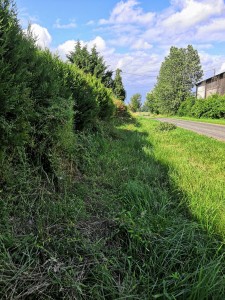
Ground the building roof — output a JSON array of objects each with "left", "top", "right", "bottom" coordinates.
[{"left": 196, "top": 70, "right": 225, "bottom": 86}]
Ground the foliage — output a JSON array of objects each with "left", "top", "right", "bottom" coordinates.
[
  {"left": 113, "top": 98, "right": 130, "bottom": 118},
  {"left": 177, "top": 94, "right": 196, "bottom": 116},
  {"left": 113, "top": 68, "right": 126, "bottom": 101},
  {"left": 27, "top": 50, "right": 75, "bottom": 166},
  {"left": 129, "top": 93, "right": 142, "bottom": 112},
  {"left": 3, "top": 1, "right": 225, "bottom": 299},
  {"left": 66, "top": 65, "right": 98, "bottom": 130},
  {"left": 88, "top": 74, "right": 115, "bottom": 120},
  {"left": 67, "top": 42, "right": 114, "bottom": 88},
  {"left": 0, "top": 0, "right": 35, "bottom": 149},
  {"left": 142, "top": 92, "right": 159, "bottom": 113},
  {"left": 192, "top": 94, "right": 225, "bottom": 119},
  {"left": 0, "top": 0, "right": 115, "bottom": 195},
  {"left": 178, "top": 94, "right": 225, "bottom": 119},
  {"left": 0, "top": 0, "right": 115, "bottom": 151},
  {"left": 156, "top": 122, "right": 177, "bottom": 131},
  {"left": 67, "top": 41, "right": 89, "bottom": 70},
  {"left": 153, "top": 45, "right": 203, "bottom": 114},
  {"left": 2, "top": 117, "right": 225, "bottom": 299}
]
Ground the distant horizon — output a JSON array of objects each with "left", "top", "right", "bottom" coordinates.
[{"left": 17, "top": 0, "right": 225, "bottom": 103}]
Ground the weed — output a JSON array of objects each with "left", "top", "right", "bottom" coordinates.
[{"left": 156, "top": 122, "right": 177, "bottom": 131}]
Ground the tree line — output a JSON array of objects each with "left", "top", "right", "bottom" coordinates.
[
  {"left": 141, "top": 44, "right": 225, "bottom": 119},
  {"left": 129, "top": 45, "right": 206, "bottom": 116},
  {"left": 152, "top": 45, "right": 203, "bottom": 114}
]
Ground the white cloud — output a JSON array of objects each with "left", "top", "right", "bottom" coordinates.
[
  {"left": 86, "top": 20, "right": 95, "bottom": 26},
  {"left": 108, "top": 35, "right": 153, "bottom": 50},
  {"left": 57, "top": 40, "right": 77, "bottom": 59},
  {"left": 88, "top": 36, "right": 107, "bottom": 52},
  {"left": 219, "top": 62, "right": 225, "bottom": 73},
  {"left": 193, "top": 44, "right": 213, "bottom": 50},
  {"left": 106, "top": 51, "right": 163, "bottom": 101},
  {"left": 99, "top": 0, "right": 155, "bottom": 25},
  {"left": 24, "top": 23, "right": 52, "bottom": 48},
  {"left": 96, "top": 0, "right": 156, "bottom": 50},
  {"left": 131, "top": 39, "right": 152, "bottom": 50},
  {"left": 141, "top": 0, "right": 225, "bottom": 45},
  {"left": 199, "top": 51, "right": 225, "bottom": 78},
  {"left": 162, "top": 0, "right": 225, "bottom": 31},
  {"left": 98, "top": 0, "right": 225, "bottom": 50},
  {"left": 109, "top": 36, "right": 135, "bottom": 47},
  {"left": 196, "top": 18, "right": 225, "bottom": 42},
  {"left": 106, "top": 50, "right": 162, "bottom": 85},
  {"left": 53, "top": 19, "right": 77, "bottom": 29},
  {"left": 57, "top": 36, "right": 115, "bottom": 60}
]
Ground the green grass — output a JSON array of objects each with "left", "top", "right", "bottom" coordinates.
[
  {"left": 137, "top": 117, "right": 225, "bottom": 238},
  {"left": 1, "top": 118, "right": 225, "bottom": 299},
  {"left": 136, "top": 112, "right": 225, "bottom": 125},
  {"left": 165, "top": 116, "right": 225, "bottom": 126}
]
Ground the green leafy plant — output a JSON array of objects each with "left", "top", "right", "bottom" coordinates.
[
  {"left": 152, "top": 45, "right": 203, "bottom": 114},
  {"left": 129, "top": 93, "right": 142, "bottom": 112},
  {"left": 156, "top": 122, "right": 177, "bottom": 131},
  {"left": 178, "top": 94, "right": 225, "bottom": 119}
]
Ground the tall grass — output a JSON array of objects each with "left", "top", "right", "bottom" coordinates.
[
  {"left": 1, "top": 1, "right": 225, "bottom": 298},
  {"left": 2, "top": 118, "right": 225, "bottom": 298},
  {"left": 138, "top": 117, "right": 225, "bottom": 238}
]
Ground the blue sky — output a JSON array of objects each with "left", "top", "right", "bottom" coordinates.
[{"left": 17, "top": 0, "right": 225, "bottom": 102}]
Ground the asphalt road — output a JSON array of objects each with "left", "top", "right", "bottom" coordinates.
[{"left": 156, "top": 118, "right": 225, "bottom": 142}]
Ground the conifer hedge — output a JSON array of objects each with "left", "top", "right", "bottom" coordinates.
[{"left": 0, "top": 0, "right": 114, "bottom": 166}]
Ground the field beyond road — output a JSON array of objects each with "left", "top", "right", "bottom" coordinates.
[
  {"left": 2, "top": 116, "right": 225, "bottom": 299},
  {"left": 156, "top": 117, "right": 225, "bottom": 142}
]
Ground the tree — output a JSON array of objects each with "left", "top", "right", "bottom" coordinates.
[
  {"left": 143, "top": 92, "right": 159, "bottom": 113},
  {"left": 129, "top": 93, "right": 142, "bottom": 112},
  {"left": 67, "top": 41, "right": 90, "bottom": 72},
  {"left": 153, "top": 45, "right": 203, "bottom": 114},
  {"left": 67, "top": 42, "right": 114, "bottom": 88},
  {"left": 113, "top": 68, "right": 126, "bottom": 101},
  {"left": 184, "top": 45, "right": 203, "bottom": 91}
]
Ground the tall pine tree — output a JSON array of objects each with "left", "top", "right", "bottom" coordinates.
[
  {"left": 67, "top": 42, "right": 114, "bottom": 88},
  {"left": 67, "top": 41, "right": 90, "bottom": 73},
  {"left": 113, "top": 68, "right": 126, "bottom": 101}
]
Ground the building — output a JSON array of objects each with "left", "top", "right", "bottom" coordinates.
[{"left": 196, "top": 71, "right": 225, "bottom": 99}]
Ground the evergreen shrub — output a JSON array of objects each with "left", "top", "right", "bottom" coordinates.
[{"left": 0, "top": 0, "right": 115, "bottom": 181}]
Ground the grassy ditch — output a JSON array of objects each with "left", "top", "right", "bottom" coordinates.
[{"left": 1, "top": 118, "right": 225, "bottom": 299}]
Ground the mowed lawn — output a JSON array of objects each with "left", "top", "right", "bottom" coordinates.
[{"left": 136, "top": 117, "right": 225, "bottom": 238}]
